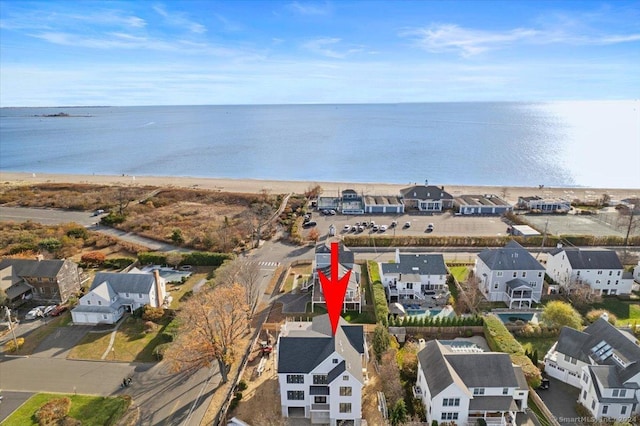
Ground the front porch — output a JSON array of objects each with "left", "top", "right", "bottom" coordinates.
[
  {"left": 505, "top": 279, "right": 534, "bottom": 309},
  {"left": 311, "top": 282, "right": 363, "bottom": 313}
]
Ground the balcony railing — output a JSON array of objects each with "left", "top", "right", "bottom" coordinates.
[{"left": 311, "top": 403, "right": 330, "bottom": 411}]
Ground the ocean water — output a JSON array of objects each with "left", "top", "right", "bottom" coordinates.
[{"left": 1, "top": 101, "right": 638, "bottom": 188}]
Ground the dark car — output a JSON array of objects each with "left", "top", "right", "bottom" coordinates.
[
  {"left": 302, "top": 221, "right": 317, "bottom": 228},
  {"left": 539, "top": 378, "right": 550, "bottom": 390},
  {"left": 50, "top": 305, "right": 68, "bottom": 316}
]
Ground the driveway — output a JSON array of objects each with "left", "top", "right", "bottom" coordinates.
[
  {"left": 0, "top": 391, "right": 35, "bottom": 423},
  {"left": 536, "top": 376, "right": 580, "bottom": 426},
  {"left": 31, "top": 325, "right": 92, "bottom": 359}
]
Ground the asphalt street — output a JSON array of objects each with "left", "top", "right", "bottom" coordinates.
[{"left": 0, "top": 391, "right": 34, "bottom": 422}]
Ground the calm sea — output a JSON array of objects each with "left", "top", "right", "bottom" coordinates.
[{"left": 1, "top": 101, "right": 638, "bottom": 188}]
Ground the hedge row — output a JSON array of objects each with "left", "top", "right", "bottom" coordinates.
[
  {"left": 367, "top": 260, "right": 388, "bottom": 326},
  {"left": 344, "top": 234, "right": 640, "bottom": 248},
  {"left": 391, "top": 314, "right": 483, "bottom": 327},
  {"left": 138, "top": 251, "right": 232, "bottom": 267},
  {"left": 483, "top": 314, "right": 542, "bottom": 388}
]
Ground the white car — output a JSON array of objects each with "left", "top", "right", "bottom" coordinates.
[
  {"left": 379, "top": 225, "right": 388, "bottom": 232},
  {"left": 43, "top": 305, "right": 58, "bottom": 316},
  {"left": 25, "top": 306, "right": 45, "bottom": 320},
  {"left": 343, "top": 224, "right": 351, "bottom": 232}
]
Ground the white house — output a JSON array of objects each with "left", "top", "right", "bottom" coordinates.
[
  {"left": 277, "top": 315, "right": 368, "bottom": 425},
  {"left": 543, "top": 318, "right": 640, "bottom": 420},
  {"left": 415, "top": 340, "right": 529, "bottom": 426},
  {"left": 71, "top": 269, "right": 166, "bottom": 325},
  {"left": 311, "top": 241, "right": 362, "bottom": 313},
  {"left": 381, "top": 250, "right": 448, "bottom": 302},
  {"left": 546, "top": 246, "right": 633, "bottom": 295},
  {"left": 475, "top": 241, "right": 545, "bottom": 308},
  {"left": 517, "top": 196, "right": 570, "bottom": 213}
]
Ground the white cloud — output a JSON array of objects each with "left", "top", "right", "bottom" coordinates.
[
  {"left": 302, "top": 37, "right": 364, "bottom": 58},
  {"left": 288, "top": 2, "right": 331, "bottom": 16},
  {"left": 152, "top": 4, "right": 206, "bottom": 34}
]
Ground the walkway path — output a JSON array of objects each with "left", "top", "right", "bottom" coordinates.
[{"left": 100, "top": 318, "right": 126, "bottom": 360}]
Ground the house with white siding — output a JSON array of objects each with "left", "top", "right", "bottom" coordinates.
[
  {"left": 415, "top": 340, "right": 529, "bottom": 426},
  {"left": 543, "top": 318, "right": 640, "bottom": 420},
  {"left": 380, "top": 250, "right": 448, "bottom": 302},
  {"left": 71, "top": 268, "right": 166, "bottom": 325},
  {"left": 474, "top": 241, "right": 545, "bottom": 308},
  {"left": 311, "top": 241, "right": 362, "bottom": 313},
  {"left": 546, "top": 246, "right": 633, "bottom": 295},
  {"left": 277, "top": 315, "right": 368, "bottom": 425}
]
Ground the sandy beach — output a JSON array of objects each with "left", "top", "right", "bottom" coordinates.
[{"left": 0, "top": 172, "right": 638, "bottom": 205}]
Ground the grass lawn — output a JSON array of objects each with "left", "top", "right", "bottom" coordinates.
[
  {"left": 587, "top": 297, "right": 640, "bottom": 326},
  {"left": 1, "top": 393, "right": 130, "bottom": 426},
  {"left": 168, "top": 271, "right": 209, "bottom": 309},
  {"left": 68, "top": 315, "right": 170, "bottom": 362},
  {"left": 528, "top": 396, "right": 552, "bottom": 426},
  {"left": 517, "top": 336, "right": 558, "bottom": 358},
  {"left": 284, "top": 265, "right": 312, "bottom": 293},
  {"left": 3, "top": 311, "right": 72, "bottom": 355},
  {"left": 448, "top": 266, "right": 469, "bottom": 282}
]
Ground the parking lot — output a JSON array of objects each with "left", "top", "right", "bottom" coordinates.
[{"left": 303, "top": 211, "right": 511, "bottom": 239}]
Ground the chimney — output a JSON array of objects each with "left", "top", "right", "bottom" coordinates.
[{"left": 153, "top": 269, "right": 164, "bottom": 308}]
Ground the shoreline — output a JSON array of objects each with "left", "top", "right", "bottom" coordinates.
[{"left": 1, "top": 171, "right": 638, "bottom": 205}]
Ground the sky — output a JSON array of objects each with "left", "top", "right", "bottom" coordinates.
[{"left": 1, "top": 0, "right": 639, "bottom": 106}]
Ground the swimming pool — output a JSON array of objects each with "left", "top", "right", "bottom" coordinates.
[{"left": 496, "top": 312, "right": 538, "bottom": 324}]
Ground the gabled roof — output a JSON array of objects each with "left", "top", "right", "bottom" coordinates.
[
  {"left": 418, "top": 340, "right": 519, "bottom": 398},
  {"left": 506, "top": 278, "right": 532, "bottom": 290},
  {"left": 381, "top": 254, "right": 448, "bottom": 276},
  {"left": 5, "top": 281, "right": 33, "bottom": 299},
  {"left": 0, "top": 258, "right": 67, "bottom": 278},
  {"left": 549, "top": 248, "right": 623, "bottom": 270},
  {"left": 477, "top": 240, "right": 544, "bottom": 271},
  {"left": 277, "top": 315, "right": 366, "bottom": 384},
  {"left": 315, "top": 242, "right": 354, "bottom": 268},
  {"left": 317, "top": 263, "right": 361, "bottom": 291},
  {"left": 90, "top": 281, "right": 118, "bottom": 302},
  {"left": 400, "top": 185, "right": 453, "bottom": 201},
  {"left": 90, "top": 272, "right": 156, "bottom": 294}
]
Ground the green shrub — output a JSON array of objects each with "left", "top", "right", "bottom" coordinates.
[
  {"left": 138, "top": 252, "right": 168, "bottom": 265},
  {"left": 38, "top": 237, "right": 62, "bottom": 252},
  {"left": 181, "top": 251, "right": 232, "bottom": 267},
  {"left": 66, "top": 227, "right": 89, "bottom": 239},
  {"left": 35, "top": 397, "right": 71, "bottom": 426},
  {"left": 368, "top": 261, "right": 389, "bottom": 326},
  {"left": 103, "top": 257, "right": 136, "bottom": 269},
  {"left": 101, "top": 212, "right": 126, "bottom": 225},
  {"left": 237, "top": 381, "right": 248, "bottom": 391},
  {"left": 152, "top": 342, "right": 171, "bottom": 360}
]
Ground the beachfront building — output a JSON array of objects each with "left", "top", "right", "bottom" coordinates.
[
  {"left": 517, "top": 196, "right": 570, "bottom": 213},
  {"left": 543, "top": 318, "right": 640, "bottom": 420},
  {"left": 454, "top": 194, "right": 513, "bottom": 215},
  {"left": 363, "top": 195, "right": 404, "bottom": 214},
  {"left": 545, "top": 246, "right": 633, "bottom": 295},
  {"left": 415, "top": 340, "right": 529, "bottom": 426},
  {"left": 71, "top": 268, "right": 166, "bottom": 325},
  {"left": 0, "top": 257, "right": 81, "bottom": 305},
  {"left": 277, "top": 315, "right": 368, "bottom": 425},
  {"left": 380, "top": 250, "right": 448, "bottom": 302},
  {"left": 474, "top": 241, "right": 545, "bottom": 308},
  {"left": 311, "top": 241, "right": 362, "bottom": 313},
  {"left": 400, "top": 185, "right": 454, "bottom": 212}
]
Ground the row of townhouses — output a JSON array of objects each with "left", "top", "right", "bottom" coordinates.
[{"left": 317, "top": 184, "right": 579, "bottom": 215}]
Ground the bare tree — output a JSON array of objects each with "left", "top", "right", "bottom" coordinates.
[
  {"left": 457, "top": 272, "right": 483, "bottom": 314},
  {"left": 216, "top": 216, "right": 236, "bottom": 252},
  {"left": 617, "top": 201, "right": 639, "bottom": 247},
  {"left": 165, "top": 283, "right": 249, "bottom": 383},
  {"left": 116, "top": 188, "right": 134, "bottom": 215},
  {"left": 379, "top": 348, "right": 404, "bottom": 405},
  {"left": 238, "top": 261, "right": 262, "bottom": 316},
  {"left": 251, "top": 202, "right": 275, "bottom": 248},
  {"left": 565, "top": 279, "right": 602, "bottom": 310}
]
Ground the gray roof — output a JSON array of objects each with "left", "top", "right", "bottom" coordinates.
[
  {"left": 455, "top": 195, "right": 511, "bottom": 207},
  {"left": 513, "top": 365, "right": 529, "bottom": 390},
  {"left": 0, "top": 259, "right": 67, "bottom": 278},
  {"left": 417, "top": 341, "right": 519, "bottom": 398},
  {"left": 90, "top": 272, "right": 156, "bottom": 294},
  {"left": 400, "top": 185, "right": 453, "bottom": 201},
  {"left": 549, "top": 248, "right": 623, "bottom": 270},
  {"left": 588, "top": 367, "right": 638, "bottom": 404},
  {"left": 506, "top": 278, "right": 532, "bottom": 290},
  {"left": 5, "top": 281, "right": 33, "bottom": 299},
  {"left": 317, "top": 263, "right": 361, "bottom": 292},
  {"left": 555, "top": 318, "right": 640, "bottom": 385},
  {"left": 381, "top": 254, "right": 448, "bottom": 276},
  {"left": 477, "top": 240, "right": 544, "bottom": 271},
  {"left": 277, "top": 315, "right": 365, "bottom": 384},
  {"left": 468, "top": 396, "right": 518, "bottom": 411},
  {"left": 315, "top": 242, "right": 354, "bottom": 267}
]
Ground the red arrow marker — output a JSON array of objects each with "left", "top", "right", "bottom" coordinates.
[{"left": 318, "top": 242, "right": 352, "bottom": 336}]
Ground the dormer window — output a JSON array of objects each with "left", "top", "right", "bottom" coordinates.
[{"left": 333, "top": 358, "right": 338, "bottom": 364}]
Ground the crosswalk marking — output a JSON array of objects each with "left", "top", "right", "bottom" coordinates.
[{"left": 258, "top": 261, "right": 280, "bottom": 267}]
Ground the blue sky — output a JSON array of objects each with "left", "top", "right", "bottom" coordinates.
[{"left": 1, "top": 0, "right": 639, "bottom": 106}]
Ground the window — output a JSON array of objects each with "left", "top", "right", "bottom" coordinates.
[
  {"left": 577, "top": 271, "right": 581, "bottom": 276},
  {"left": 343, "top": 375, "right": 349, "bottom": 381},
  {"left": 582, "top": 373, "right": 589, "bottom": 383},
  {"left": 608, "top": 271, "right": 612, "bottom": 276},
  {"left": 138, "top": 293, "right": 143, "bottom": 298},
  {"left": 103, "top": 314, "right": 108, "bottom": 319},
  {"left": 607, "top": 280, "right": 611, "bottom": 285},
  {"left": 617, "top": 271, "right": 621, "bottom": 276},
  {"left": 340, "top": 387, "right": 352, "bottom": 396},
  {"left": 473, "top": 388, "right": 485, "bottom": 395},
  {"left": 591, "top": 400, "right": 596, "bottom": 410},
  {"left": 621, "top": 406, "right": 627, "bottom": 415},
  {"left": 441, "top": 413, "right": 459, "bottom": 420},
  {"left": 530, "top": 281, "right": 537, "bottom": 287},
  {"left": 313, "top": 375, "right": 328, "bottom": 384},
  {"left": 522, "top": 271, "right": 527, "bottom": 277},
  {"left": 494, "top": 282, "right": 499, "bottom": 290},
  {"left": 602, "top": 406, "right": 608, "bottom": 414},
  {"left": 333, "top": 358, "right": 339, "bottom": 364},
  {"left": 406, "top": 283, "right": 413, "bottom": 290},
  {"left": 314, "top": 396, "right": 327, "bottom": 404},
  {"left": 286, "top": 375, "right": 304, "bottom": 384},
  {"left": 87, "top": 300, "right": 91, "bottom": 305},
  {"left": 98, "top": 301, "right": 102, "bottom": 305},
  {"left": 126, "top": 293, "right": 130, "bottom": 297},
  {"left": 597, "top": 270, "right": 603, "bottom": 275},
  {"left": 620, "top": 390, "right": 626, "bottom": 397},
  {"left": 503, "top": 388, "right": 509, "bottom": 395},
  {"left": 287, "top": 391, "right": 304, "bottom": 400},
  {"left": 582, "top": 390, "right": 587, "bottom": 399},
  {"left": 595, "top": 280, "right": 601, "bottom": 284},
  {"left": 443, "top": 398, "right": 460, "bottom": 406},
  {"left": 497, "top": 271, "right": 503, "bottom": 277},
  {"left": 339, "top": 403, "right": 352, "bottom": 413},
  {"left": 513, "top": 272, "right": 517, "bottom": 278},
  {"left": 538, "top": 272, "right": 543, "bottom": 278}
]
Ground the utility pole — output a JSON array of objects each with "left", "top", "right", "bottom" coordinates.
[
  {"left": 536, "top": 219, "right": 549, "bottom": 260},
  {"left": 4, "top": 306, "right": 19, "bottom": 351}
]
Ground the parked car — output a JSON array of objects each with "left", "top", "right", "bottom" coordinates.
[
  {"left": 25, "top": 306, "right": 44, "bottom": 320},
  {"left": 50, "top": 305, "right": 68, "bottom": 317},
  {"left": 302, "top": 221, "right": 317, "bottom": 228},
  {"left": 372, "top": 225, "right": 379, "bottom": 232},
  {"left": 539, "top": 378, "right": 550, "bottom": 390},
  {"left": 379, "top": 225, "right": 388, "bottom": 232},
  {"left": 91, "top": 209, "right": 105, "bottom": 216},
  {"left": 329, "top": 209, "right": 337, "bottom": 215},
  {"left": 343, "top": 224, "right": 351, "bottom": 232},
  {"left": 403, "top": 222, "right": 411, "bottom": 229},
  {"left": 426, "top": 223, "right": 434, "bottom": 232},
  {"left": 43, "top": 305, "right": 58, "bottom": 316},
  {"left": 390, "top": 220, "right": 397, "bottom": 228}
]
